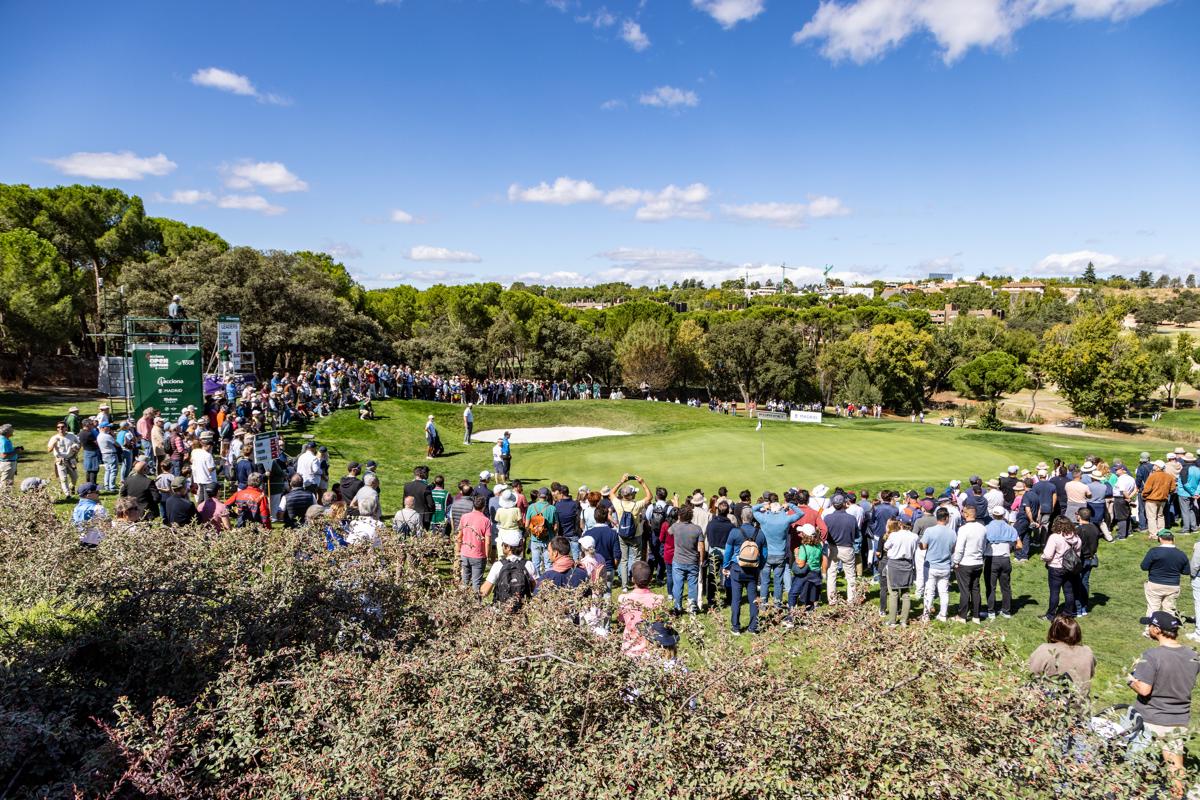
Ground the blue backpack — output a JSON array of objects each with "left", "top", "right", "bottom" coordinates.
[{"left": 617, "top": 508, "right": 637, "bottom": 542}]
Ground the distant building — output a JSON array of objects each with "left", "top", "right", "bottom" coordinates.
[
  {"left": 927, "top": 303, "right": 1001, "bottom": 325},
  {"left": 927, "top": 272, "right": 955, "bottom": 282},
  {"left": 1000, "top": 281, "right": 1046, "bottom": 297},
  {"left": 825, "top": 285, "right": 874, "bottom": 298},
  {"left": 743, "top": 285, "right": 780, "bottom": 298},
  {"left": 565, "top": 300, "right": 618, "bottom": 310}
]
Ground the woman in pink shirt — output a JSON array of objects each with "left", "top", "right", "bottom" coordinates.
[
  {"left": 616, "top": 561, "right": 664, "bottom": 657},
  {"left": 1041, "top": 517, "right": 1083, "bottom": 621}
]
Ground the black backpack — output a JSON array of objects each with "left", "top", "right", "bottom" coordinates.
[
  {"left": 1060, "top": 544, "right": 1082, "bottom": 574},
  {"left": 493, "top": 558, "right": 532, "bottom": 608}
]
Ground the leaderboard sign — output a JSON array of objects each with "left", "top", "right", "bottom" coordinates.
[{"left": 131, "top": 345, "right": 203, "bottom": 418}]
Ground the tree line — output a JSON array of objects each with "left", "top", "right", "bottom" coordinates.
[{"left": 2, "top": 183, "right": 1198, "bottom": 425}]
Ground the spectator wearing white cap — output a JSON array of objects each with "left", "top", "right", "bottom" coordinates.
[{"left": 481, "top": 526, "right": 534, "bottom": 606}]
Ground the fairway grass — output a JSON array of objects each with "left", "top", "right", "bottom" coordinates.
[{"left": 1, "top": 392, "right": 1197, "bottom": 706}]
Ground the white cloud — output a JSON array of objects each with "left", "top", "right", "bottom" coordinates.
[
  {"left": 793, "top": 0, "right": 1168, "bottom": 64},
  {"left": 639, "top": 85, "right": 700, "bottom": 108},
  {"left": 161, "top": 189, "right": 216, "bottom": 205},
  {"left": 578, "top": 8, "right": 617, "bottom": 26},
  {"left": 1031, "top": 249, "right": 1120, "bottom": 275},
  {"left": 722, "top": 195, "right": 850, "bottom": 227},
  {"left": 217, "top": 194, "right": 286, "bottom": 215},
  {"left": 621, "top": 20, "right": 652, "bottom": 51},
  {"left": 514, "top": 270, "right": 593, "bottom": 287},
  {"left": 405, "top": 245, "right": 482, "bottom": 263},
  {"left": 600, "top": 98, "right": 626, "bottom": 110},
  {"left": 508, "top": 177, "right": 711, "bottom": 221},
  {"left": 508, "top": 177, "right": 604, "bottom": 205},
  {"left": 692, "top": 0, "right": 767, "bottom": 28},
  {"left": 190, "top": 67, "right": 290, "bottom": 105},
  {"left": 634, "top": 183, "right": 712, "bottom": 221},
  {"left": 592, "top": 248, "right": 873, "bottom": 287},
  {"left": 322, "top": 241, "right": 363, "bottom": 260},
  {"left": 46, "top": 151, "right": 176, "bottom": 180},
  {"left": 223, "top": 161, "right": 308, "bottom": 193},
  {"left": 390, "top": 209, "right": 416, "bottom": 224}
]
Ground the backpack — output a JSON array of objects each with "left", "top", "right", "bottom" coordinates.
[
  {"left": 324, "top": 522, "right": 348, "bottom": 551},
  {"left": 617, "top": 506, "right": 638, "bottom": 542},
  {"left": 395, "top": 513, "right": 419, "bottom": 536},
  {"left": 528, "top": 510, "right": 549, "bottom": 541},
  {"left": 737, "top": 531, "right": 761, "bottom": 569},
  {"left": 645, "top": 501, "right": 667, "bottom": 532},
  {"left": 1060, "top": 543, "right": 1082, "bottom": 574},
  {"left": 493, "top": 558, "right": 532, "bottom": 608}
]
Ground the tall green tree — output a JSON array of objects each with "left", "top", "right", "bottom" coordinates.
[
  {"left": 1146, "top": 333, "right": 1196, "bottom": 409},
  {"left": 0, "top": 230, "right": 80, "bottom": 386},
  {"left": 0, "top": 184, "right": 161, "bottom": 345},
  {"left": 617, "top": 319, "right": 674, "bottom": 392},
  {"left": 1040, "top": 312, "right": 1154, "bottom": 425}
]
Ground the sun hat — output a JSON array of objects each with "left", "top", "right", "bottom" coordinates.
[
  {"left": 1185, "top": 453, "right": 1197, "bottom": 462},
  {"left": 578, "top": 484, "right": 588, "bottom": 494},
  {"left": 622, "top": 485, "right": 637, "bottom": 496},
  {"left": 68, "top": 406, "right": 79, "bottom": 412},
  {"left": 690, "top": 492, "right": 705, "bottom": 505},
  {"left": 811, "top": 484, "right": 829, "bottom": 498},
  {"left": 600, "top": 485, "right": 611, "bottom": 496},
  {"left": 1091, "top": 469, "right": 1103, "bottom": 479},
  {"left": 499, "top": 490, "right": 517, "bottom": 508},
  {"left": 1036, "top": 461, "right": 1049, "bottom": 471},
  {"left": 986, "top": 478, "right": 1000, "bottom": 489},
  {"left": 1081, "top": 461, "right": 1094, "bottom": 471},
  {"left": 1140, "top": 611, "right": 1181, "bottom": 632},
  {"left": 499, "top": 529, "right": 522, "bottom": 548},
  {"left": 579, "top": 535, "right": 596, "bottom": 551},
  {"left": 1175, "top": 447, "right": 1186, "bottom": 455},
  {"left": 990, "top": 505, "right": 1006, "bottom": 517},
  {"left": 1167, "top": 453, "right": 1177, "bottom": 460}
]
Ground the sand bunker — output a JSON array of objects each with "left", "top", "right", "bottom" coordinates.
[{"left": 472, "top": 427, "right": 631, "bottom": 444}]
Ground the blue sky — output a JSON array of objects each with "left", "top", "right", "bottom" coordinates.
[{"left": 1, "top": 0, "right": 1196, "bottom": 288}]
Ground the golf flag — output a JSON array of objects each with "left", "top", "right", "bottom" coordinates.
[{"left": 756, "top": 419, "right": 762, "bottom": 431}]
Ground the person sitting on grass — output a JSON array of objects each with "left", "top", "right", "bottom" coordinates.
[
  {"left": 72, "top": 482, "right": 108, "bottom": 547},
  {"left": 535, "top": 535, "right": 589, "bottom": 593},
  {"left": 616, "top": 560, "right": 664, "bottom": 657},
  {"left": 1027, "top": 614, "right": 1095, "bottom": 694}
]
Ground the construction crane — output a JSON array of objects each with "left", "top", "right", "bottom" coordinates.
[
  {"left": 823, "top": 264, "right": 834, "bottom": 286},
  {"left": 780, "top": 262, "right": 789, "bottom": 289}
]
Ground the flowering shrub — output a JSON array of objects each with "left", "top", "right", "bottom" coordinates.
[{"left": 0, "top": 492, "right": 1161, "bottom": 798}]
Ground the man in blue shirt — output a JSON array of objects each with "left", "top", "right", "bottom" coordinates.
[
  {"left": 984, "top": 505, "right": 1020, "bottom": 618},
  {"left": 920, "top": 508, "right": 957, "bottom": 622},
  {"left": 723, "top": 519, "right": 767, "bottom": 635},
  {"left": 1136, "top": 451, "right": 1153, "bottom": 532},
  {"left": 826, "top": 494, "right": 860, "bottom": 604},
  {"left": 1142, "top": 530, "right": 1190, "bottom": 623},
  {"left": 0, "top": 423, "right": 17, "bottom": 491},
  {"left": 751, "top": 495, "right": 802, "bottom": 605},
  {"left": 587, "top": 505, "right": 621, "bottom": 582},
  {"left": 553, "top": 484, "right": 582, "bottom": 559}
]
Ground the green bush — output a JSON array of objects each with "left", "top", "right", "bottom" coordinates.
[{"left": 0, "top": 492, "right": 1163, "bottom": 798}]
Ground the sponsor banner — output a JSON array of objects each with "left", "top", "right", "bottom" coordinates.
[
  {"left": 131, "top": 345, "right": 203, "bottom": 419},
  {"left": 755, "top": 410, "right": 790, "bottom": 422},
  {"left": 790, "top": 410, "right": 823, "bottom": 424}
]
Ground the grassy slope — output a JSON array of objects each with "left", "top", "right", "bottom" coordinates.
[{"left": 1, "top": 392, "right": 1194, "bottom": 705}]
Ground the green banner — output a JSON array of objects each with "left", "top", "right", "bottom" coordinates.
[{"left": 131, "top": 345, "right": 203, "bottom": 419}]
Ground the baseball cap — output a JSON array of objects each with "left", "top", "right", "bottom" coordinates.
[
  {"left": 949, "top": 479, "right": 961, "bottom": 488},
  {"left": 1008, "top": 465, "right": 1019, "bottom": 474},
  {"left": 1140, "top": 452, "right": 1151, "bottom": 462},
  {"left": 1140, "top": 611, "right": 1181, "bottom": 632},
  {"left": 537, "top": 487, "right": 551, "bottom": 499},
  {"left": 170, "top": 476, "right": 187, "bottom": 490},
  {"left": 318, "top": 446, "right": 328, "bottom": 453},
  {"left": 1157, "top": 529, "right": 1174, "bottom": 540},
  {"left": 831, "top": 493, "right": 847, "bottom": 507},
  {"left": 798, "top": 523, "right": 816, "bottom": 536},
  {"left": 78, "top": 481, "right": 99, "bottom": 496},
  {"left": 366, "top": 460, "right": 377, "bottom": 469},
  {"left": 923, "top": 486, "right": 935, "bottom": 496},
  {"left": 990, "top": 505, "right": 1006, "bottom": 517},
  {"left": 1154, "top": 460, "right": 1166, "bottom": 469},
  {"left": 499, "top": 529, "right": 522, "bottom": 548},
  {"left": 642, "top": 620, "right": 680, "bottom": 650},
  {"left": 905, "top": 490, "right": 918, "bottom": 500},
  {"left": 347, "top": 461, "right": 361, "bottom": 471},
  {"left": 579, "top": 535, "right": 596, "bottom": 550},
  {"left": 480, "top": 470, "right": 492, "bottom": 480}
]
